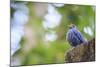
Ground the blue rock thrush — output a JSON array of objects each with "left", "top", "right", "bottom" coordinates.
[{"left": 66, "top": 24, "right": 85, "bottom": 47}]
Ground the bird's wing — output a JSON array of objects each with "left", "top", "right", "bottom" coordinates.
[
  {"left": 72, "top": 28, "right": 85, "bottom": 42},
  {"left": 67, "top": 28, "right": 85, "bottom": 46}
]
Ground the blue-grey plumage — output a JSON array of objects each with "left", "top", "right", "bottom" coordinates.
[{"left": 66, "top": 24, "right": 85, "bottom": 47}]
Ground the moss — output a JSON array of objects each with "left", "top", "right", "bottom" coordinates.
[{"left": 65, "top": 38, "right": 95, "bottom": 63}]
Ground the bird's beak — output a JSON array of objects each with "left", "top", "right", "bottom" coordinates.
[{"left": 67, "top": 25, "right": 70, "bottom": 27}]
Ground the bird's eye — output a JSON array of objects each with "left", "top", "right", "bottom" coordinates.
[
  {"left": 69, "top": 26, "right": 72, "bottom": 29},
  {"left": 72, "top": 25, "right": 76, "bottom": 28}
]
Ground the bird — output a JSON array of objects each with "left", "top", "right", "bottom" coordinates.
[{"left": 66, "top": 24, "right": 85, "bottom": 47}]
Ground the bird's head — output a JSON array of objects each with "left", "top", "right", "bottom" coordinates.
[{"left": 68, "top": 24, "right": 76, "bottom": 29}]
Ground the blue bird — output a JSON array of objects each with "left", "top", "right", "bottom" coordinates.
[{"left": 66, "top": 24, "right": 85, "bottom": 47}]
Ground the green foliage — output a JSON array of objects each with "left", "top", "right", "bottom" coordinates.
[{"left": 11, "top": 2, "right": 95, "bottom": 65}]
